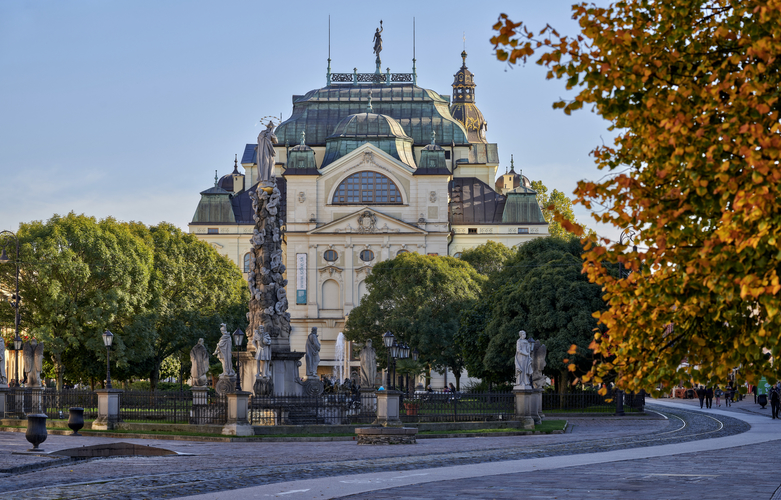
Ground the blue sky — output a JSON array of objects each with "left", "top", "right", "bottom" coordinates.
[{"left": 0, "top": 1, "right": 618, "bottom": 240}]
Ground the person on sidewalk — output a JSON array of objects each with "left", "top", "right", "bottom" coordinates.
[
  {"left": 705, "top": 386, "right": 714, "bottom": 409},
  {"left": 715, "top": 386, "right": 723, "bottom": 407},
  {"left": 725, "top": 384, "right": 733, "bottom": 407},
  {"left": 770, "top": 387, "right": 780, "bottom": 419},
  {"left": 697, "top": 385, "right": 706, "bottom": 408}
]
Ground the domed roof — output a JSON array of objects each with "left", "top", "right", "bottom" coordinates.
[
  {"left": 216, "top": 157, "right": 242, "bottom": 192},
  {"left": 495, "top": 155, "right": 532, "bottom": 194},
  {"left": 328, "top": 112, "right": 411, "bottom": 141},
  {"left": 450, "top": 51, "right": 487, "bottom": 144}
]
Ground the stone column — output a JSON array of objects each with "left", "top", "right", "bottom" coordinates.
[
  {"left": 513, "top": 387, "right": 541, "bottom": 425},
  {"left": 373, "top": 390, "right": 402, "bottom": 427},
  {"left": 93, "top": 389, "right": 122, "bottom": 430},
  {"left": 222, "top": 391, "right": 253, "bottom": 436}
]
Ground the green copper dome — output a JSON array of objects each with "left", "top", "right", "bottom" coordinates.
[{"left": 322, "top": 112, "right": 417, "bottom": 168}]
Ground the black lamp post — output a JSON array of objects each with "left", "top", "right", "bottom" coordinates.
[
  {"left": 382, "top": 331, "right": 394, "bottom": 388},
  {"left": 0, "top": 230, "right": 22, "bottom": 388},
  {"left": 615, "top": 229, "right": 637, "bottom": 416},
  {"left": 102, "top": 330, "right": 114, "bottom": 389},
  {"left": 232, "top": 328, "right": 245, "bottom": 392}
]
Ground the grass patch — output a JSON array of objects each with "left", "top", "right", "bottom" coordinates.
[{"left": 534, "top": 419, "right": 567, "bottom": 432}]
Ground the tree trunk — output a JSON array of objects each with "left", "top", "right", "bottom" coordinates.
[
  {"left": 150, "top": 362, "right": 161, "bottom": 391},
  {"left": 52, "top": 352, "right": 64, "bottom": 391},
  {"left": 558, "top": 368, "right": 569, "bottom": 409},
  {"left": 454, "top": 369, "right": 461, "bottom": 391}
]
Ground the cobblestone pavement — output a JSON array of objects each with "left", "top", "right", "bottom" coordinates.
[
  {"left": 0, "top": 404, "right": 750, "bottom": 499},
  {"left": 340, "top": 440, "right": 781, "bottom": 500}
]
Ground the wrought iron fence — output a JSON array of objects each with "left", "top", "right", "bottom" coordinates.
[
  {"left": 400, "top": 391, "right": 515, "bottom": 423},
  {"left": 249, "top": 392, "right": 376, "bottom": 426},
  {"left": 191, "top": 391, "right": 227, "bottom": 425},
  {"left": 542, "top": 390, "right": 645, "bottom": 413},
  {"left": 3, "top": 388, "right": 98, "bottom": 419},
  {"left": 120, "top": 390, "right": 194, "bottom": 424}
]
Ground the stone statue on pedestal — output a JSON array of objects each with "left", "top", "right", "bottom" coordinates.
[
  {"left": 0, "top": 338, "right": 7, "bottom": 387},
  {"left": 252, "top": 326, "right": 272, "bottom": 378},
  {"left": 257, "top": 121, "right": 277, "bottom": 183},
  {"left": 190, "top": 338, "right": 209, "bottom": 387},
  {"left": 514, "top": 330, "right": 532, "bottom": 389},
  {"left": 213, "top": 324, "right": 234, "bottom": 377},
  {"left": 360, "top": 339, "right": 377, "bottom": 389},
  {"left": 305, "top": 328, "right": 321, "bottom": 378},
  {"left": 23, "top": 340, "right": 44, "bottom": 388}
]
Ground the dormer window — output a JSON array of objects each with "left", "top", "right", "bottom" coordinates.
[{"left": 332, "top": 171, "right": 402, "bottom": 205}]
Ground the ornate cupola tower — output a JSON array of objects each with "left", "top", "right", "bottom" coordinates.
[{"left": 449, "top": 51, "right": 487, "bottom": 144}]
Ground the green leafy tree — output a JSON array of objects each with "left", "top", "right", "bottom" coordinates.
[
  {"left": 344, "top": 252, "right": 485, "bottom": 390},
  {"left": 458, "top": 237, "right": 606, "bottom": 393},
  {"left": 0, "top": 213, "right": 154, "bottom": 388},
  {"left": 492, "top": 1, "right": 781, "bottom": 393},
  {"left": 129, "top": 222, "right": 249, "bottom": 390},
  {"left": 459, "top": 240, "right": 514, "bottom": 277},
  {"left": 530, "top": 180, "right": 580, "bottom": 240}
]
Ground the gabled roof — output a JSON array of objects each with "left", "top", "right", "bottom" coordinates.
[{"left": 308, "top": 207, "right": 427, "bottom": 235}]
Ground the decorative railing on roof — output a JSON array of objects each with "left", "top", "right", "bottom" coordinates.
[{"left": 328, "top": 68, "right": 416, "bottom": 86}]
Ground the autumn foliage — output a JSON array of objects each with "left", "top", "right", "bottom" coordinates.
[{"left": 492, "top": 1, "right": 781, "bottom": 393}]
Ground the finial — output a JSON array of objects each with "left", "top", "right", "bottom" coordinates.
[
  {"left": 431, "top": 130, "right": 436, "bottom": 146},
  {"left": 366, "top": 90, "right": 373, "bottom": 113},
  {"left": 509, "top": 154, "right": 515, "bottom": 173},
  {"left": 461, "top": 50, "right": 467, "bottom": 68},
  {"left": 214, "top": 170, "right": 218, "bottom": 187},
  {"left": 233, "top": 154, "right": 239, "bottom": 173},
  {"left": 300, "top": 130, "right": 306, "bottom": 146}
]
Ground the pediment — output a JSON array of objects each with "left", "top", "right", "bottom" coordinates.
[
  {"left": 319, "top": 143, "right": 415, "bottom": 179},
  {"left": 308, "top": 207, "right": 427, "bottom": 235}
]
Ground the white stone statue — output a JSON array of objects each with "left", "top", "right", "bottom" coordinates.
[
  {"left": 515, "top": 330, "right": 532, "bottom": 388},
  {"left": 190, "top": 338, "right": 209, "bottom": 387},
  {"left": 212, "top": 324, "right": 235, "bottom": 377},
  {"left": 305, "top": 327, "right": 320, "bottom": 378},
  {"left": 257, "top": 121, "right": 277, "bottom": 183},
  {"left": 23, "top": 339, "right": 44, "bottom": 388},
  {"left": 0, "top": 337, "right": 7, "bottom": 387},
  {"left": 252, "top": 326, "right": 272, "bottom": 378},
  {"left": 359, "top": 339, "right": 377, "bottom": 388}
]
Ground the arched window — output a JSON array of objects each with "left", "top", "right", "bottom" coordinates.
[
  {"left": 324, "top": 249, "right": 338, "bottom": 262},
  {"left": 322, "top": 280, "right": 341, "bottom": 309},
  {"left": 396, "top": 249, "right": 409, "bottom": 256},
  {"left": 360, "top": 249, "right": 375, "bottom": 262},
  {"left": 243, "top": 252, "right": 251, "bottom": 272},
  {"left": 332, "top": 171, "right": 402, "bottom": 204}
]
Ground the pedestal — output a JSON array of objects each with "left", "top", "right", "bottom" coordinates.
[
  {"left": 0, "top": 387, "right": 8, "bottom": 418},
  {"left": 514, "top": 387, "right": 542, "bottom": 425},
  {"left": 190, "top": 386, "right": 209, "bottom": 425},
  {"left": 93, "top": 389, "right": 122, "bottom": 430},
  {"left": 373, "top": 390, "right": 402, "bottom": 427},
  {"left": 270, "top": 351, "right": 305, "bottom": 396},
  {"left": 222, "top": 391, "right": 253, "bottom": 436},
  {"left": 215, "top": 374, "right": 236, "bottom": 396}
]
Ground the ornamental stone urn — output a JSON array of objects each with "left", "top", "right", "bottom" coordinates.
[
  {"left": 68, "top": 407, "right": 85, "bottom": 435},
  {"left": 25, "top": 414, "right": 48, "bottom": 451}
]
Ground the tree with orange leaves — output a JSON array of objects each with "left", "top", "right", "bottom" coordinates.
[{"left": 492, "top": 1, "right": 781, "bottom": 395}]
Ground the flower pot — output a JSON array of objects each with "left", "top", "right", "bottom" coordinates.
[
  {"left": 25, "top": 414, "right": 48, "bottom": 452},
  {"left": 68, "top": 407, "right": 85, "bottom": 435}
]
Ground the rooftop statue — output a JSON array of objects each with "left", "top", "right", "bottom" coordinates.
[
  {"left": 373, "top": 20, "right": 383, "bottom": 58},
  {"left": 257, "top": 121, "right": 277, "bottom": 183}
]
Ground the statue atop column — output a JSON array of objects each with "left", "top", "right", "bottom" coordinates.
[
  {"left": 23, "top": 340, "right": 44, "bottom": 388},
  {"left": 305, "top": 327, "right": 321, "bottom": 378},
  {"left": 257, "top": 121, "right": 277, "bottom": 184},
  {"left": 514, "top": 330, "right": 532, "bottom": 389},
  {"left": 189, "top": 338, "right": 209, "bottom": 387},
  {"left": 373, "top": 20, "right": 383, "bottom": 68},
  {"left": 360, "top": 339, "right": 377, "bottom": 389}
]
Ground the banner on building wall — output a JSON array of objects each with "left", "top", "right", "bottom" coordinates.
[{"left": 296, "top": 253, "right": 307, "bottom": 304}]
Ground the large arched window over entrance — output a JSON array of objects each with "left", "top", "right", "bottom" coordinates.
[{"left": 332, "top": 171, "right": 403, "bottom": 205}]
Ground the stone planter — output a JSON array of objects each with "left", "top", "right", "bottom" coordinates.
[
  {"left": 68, "top": 407, "right": 85, "bottom": 435},
  {"left": 25, "top": 414, "right": 48, "bottom": 451}
]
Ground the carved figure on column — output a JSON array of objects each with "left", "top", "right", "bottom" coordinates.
[
  {"left": 190, "top": 338, "right": 209, "bottom": 387},
  {"left": 305, "top": 327, "right": 321, "bottom": 378},
  {"left": 213, "top": 324, "right": 235, "bottom": 377},
  {"left": 257, "top": 121, "right": 278, "bottom": 183},
  {"left": 359, "top": 339, "right": 377, "bottom": 388},
  {"left": 23, "top": 340, "right": 44, "bottom": 388},
  {"left": 514, "top": 330, "right": 532, "bottom": 389},
  {"left": 252, "top": 326, "right": 272, "bottom": 378}
]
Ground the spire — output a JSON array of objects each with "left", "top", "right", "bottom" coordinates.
[
  {"left": 366, "top": 90, "right": 373, "bottom": 113},
  {"left": 431, "top": 130, "right": 437, "bottom": 146},
  {"left": 214, "top": 170, "right": 218, "bottom": 187},
  {"left": 461, "top": 50, "right": 467, "bottom": 68},
  {"left": 300, "top": 130, "right": 306, "bottom": 146},
  {"left": 232, "top": 154, "right": 239, "bottom": 174},
  {"left": 509, "top": 154, "right": 515, "bottom": 173}
]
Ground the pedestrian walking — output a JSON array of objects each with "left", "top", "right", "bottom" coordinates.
[
  {"left": 705, "top": 386, "right": 714, "bottom": 409},
  {"left": 715, "top": 386, "right": 722, "bottom": 407},
  {"left": 753, "top": 385, "right": 758, "bottom": 404},
  {"left": 771, "top": 387, "right": 780, "bottom": 419},
  {"left": 697, "top": 385, "right": 706, "bottom": 408},
  {"left": 725, "top": 385, "right": 733, "bottom": 407}
]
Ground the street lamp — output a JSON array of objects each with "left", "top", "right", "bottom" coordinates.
[
  {"left": 616, "top": 229, "right": 638, "bottom": 415},
  {"left": 102, "top": 330, "right": 114, "bottom": 389},
  {"left": 232, "top": 328, "right": 245, "bottom": 392},
  {"left": 1, "top": 230, "right": 22, "bottom": 387},
  {"left": 382, "top": 331, "right": 395, "bottom": 388}
]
